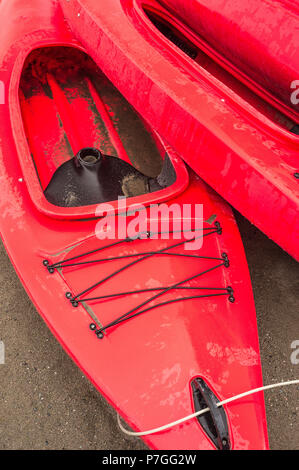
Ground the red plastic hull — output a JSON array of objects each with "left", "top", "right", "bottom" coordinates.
[
  {"left": 59, "top": 0, "right": 299, "bottom": 261},
  {"left": 0, "top": 0, "right": 268, "bottom": 449},
  {"left": 159, "top": 0, "right": 299, "bottom": 118}
]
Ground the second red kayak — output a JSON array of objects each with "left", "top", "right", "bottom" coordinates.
[{"left": 60, "top": 0, "right": 299, "bottom": 260}]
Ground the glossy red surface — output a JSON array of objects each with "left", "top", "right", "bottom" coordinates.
[
  {"left": 0, "top": 0, "right": 268, "bottom": 449},
  {"left": 60, "top": 0, "right": 299, "bottom": 260},
  {"left": 158, "top": 0, "right": 299, "bottom": 118}
]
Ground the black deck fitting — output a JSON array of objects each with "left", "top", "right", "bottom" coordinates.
[
  {"left": 214, "top": 221, "right": 222, "bottom": 235},
  {"left": 221, "top": 252, "right": 230, "bottom": 267}
]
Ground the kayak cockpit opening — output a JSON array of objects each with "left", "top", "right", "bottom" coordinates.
[{"left": 19, "top": 46, "right": 180, "bottom": 208}]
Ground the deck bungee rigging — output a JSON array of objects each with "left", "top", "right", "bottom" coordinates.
[{"left": 43, "top": 222, "right": 234, "bottom": 338}]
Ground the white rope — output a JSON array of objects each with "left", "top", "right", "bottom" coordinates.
[{"left": 117, "top": 379, "right": 299, "bottom": 437}]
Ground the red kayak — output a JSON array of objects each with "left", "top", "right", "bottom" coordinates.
[
  {"left": 0, "top": 0, "right": 268, "bottom": 449},
  {"left": 60, "top": 0, "right": 299, "bottom": 260},
  {"left": 159, "top": 0, "right": 299, "bottom": 120}
]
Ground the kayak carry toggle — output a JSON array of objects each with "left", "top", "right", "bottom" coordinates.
[{"left": 191, "top": 377, "right": 231, "bottom": 450}]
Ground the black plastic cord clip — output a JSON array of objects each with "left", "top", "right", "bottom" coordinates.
[
  {"left": 227, "top": 286, "right": 235, "bottom": 303},
  {"left": 214, "top": 221, "right": 222, "bottom": 235},
  {"left": 65, "top": 292, "right": 78, "bottom": 307},
  {"left": 43, "top": 260, "right": 55, "bottom": 274},
  {"left": 221, "top": 252, "right": 229, "bottom": 267},
  {"left": 89, "top": 323, "right": 104, "bottom": 339},
  {"left": 127, "top": 231, "right": 152, "bottom": 242}
]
